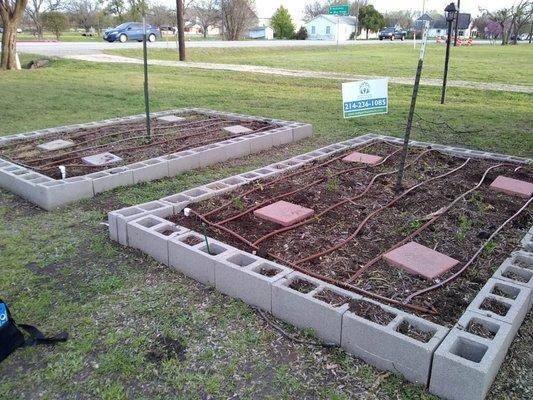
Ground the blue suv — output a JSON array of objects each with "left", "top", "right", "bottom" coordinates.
[{"left": 103, "top": 22, "right": 161, "bottom": 43}]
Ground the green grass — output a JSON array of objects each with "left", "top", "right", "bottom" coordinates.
[
  {"left": 107, "top": 43, "right": 533, "bottom": 86},
  {"left": 0, "top": 55, "right": 531, "bottom": 399},
  {"left": 16, "top": 31, "right": 102, "bottom": 42}
]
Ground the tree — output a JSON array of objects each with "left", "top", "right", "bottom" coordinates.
[
  {"left": 104, "top": 0, "right": 127, "bottom": 23},
  {"left": 383, "top": 10, "right": 418, "bottom": 30},
  {"left": 150, "top": 4, "right": 175, "bottom": 28},
  {"left": 220, "top": 0, "right": 256, "bottom": 41},
  {"left": 68, "top": 0, "right": 100, "bottom": 34},
  {"left": 507, "top": 0, "right": 532, "bottom": 44},
  {"left": 0, "top": 0, "right": 28, "bottom": 70},
  {"left": 303, "top": 1, "right": 324, "bottom": 22},
  {"left": 42, "top": 10, "right": 69, "bottom": 39},
  {"left": 193, "top": 0, "right": 220, "bottom": 38},
  {"left": 26, "top": 0, "right": 62, "bottom": 38},
  {"left": 358, "top": 4, "right": 384, "bottom": 39},
  {"left": 271, "top": 5, "right": 294, "bottom": 39},
  {"left": 481, "top": 6, "right": 511, "bottom": 45},
  {"left": 295, "top": 25, "right": 308, "bottom": 40}
]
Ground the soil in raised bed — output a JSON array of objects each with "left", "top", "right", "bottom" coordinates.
[
  {"left": 396, "top": 320, "right": 433, "bottom": 343},
  {"left": 171, "top": 142, "right": 532, "bottom": 327},
  {"left": 181, "top": 235, "right": 203, "bottom": 246},
  {"left": 480, "top": 298, "right": 510, "bottom": 316},
  {"left": 348, "top": 299, "right": 396, "bottom": 326},
  {"left": 257, "top": 267, "right": 280, "bottom": 277},
  {"left": 466, "top": 321, "right": 496, "bottom": 340},
  {"left": 289, "top": 278, "right": 316, "bottom": 293},
  {"left": 313, "top": 289, "right": 350, "bottom": 307},
  {"left": 492, "top": 286, "right": 518, "bottom": 299},
  {"left": 502, "top": 270, "right": 529, "bottom": 283},
  {"left": 0, "top": 112, "right": 278, "bottom": 179}
]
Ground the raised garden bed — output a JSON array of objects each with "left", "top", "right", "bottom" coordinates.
[{"left": 0, "top": 108, "right": 312, "bottom": 209}]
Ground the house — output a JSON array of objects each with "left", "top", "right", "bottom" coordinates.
[
  {"left": 305, "top": 14, "right": 357, "bottom": 41},
  {"left": 415, "top": 12, "right": 473, "bottom": 38},
  {"left": 248, "top": 26, "right": 274, "bottom": 40}
]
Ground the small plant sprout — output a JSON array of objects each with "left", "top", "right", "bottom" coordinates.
[
  {"left": 326, "top": 175, "right": 340, "bottom": 193},
  {"left": 457, "top": 215, "right": 472, "bottom": 241},
  {"left": 231, "top": 196, "right": 244, "bottom": 210}
]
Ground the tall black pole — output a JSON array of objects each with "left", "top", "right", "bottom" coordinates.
[
  {"left": 142, "top": 13, "right": 151, "bottom": 141},
  {"left": 453, "top": 0, "right": 460, "bottom": 46},
  {"left": 395, "top": 21, "right": 429, "bottom": 193},
  {"left": 440, "top": 19, "right": 453, "bottom": 104},
  {"left": 176, "top": 0, "right": 186, "bottom": 61}
]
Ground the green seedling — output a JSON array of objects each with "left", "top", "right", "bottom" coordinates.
[
  {"left": 400, "top": 219, "right": 422, "bottom": 235},
  {"left": 456, "top": 215, "right": 472, "bottom": 241},
  {"left": 326, "top": 176, "right": 340, "bottom": 193},
  {"left": 231, "top": 196, "right": 244, "bottom": 210}
]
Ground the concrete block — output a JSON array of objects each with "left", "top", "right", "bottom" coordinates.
[
  {"left": 521, "top": 230, "right": 533, "bottom": 252},
  {"left": 165, "top": 150, "right": 201, "bottom": 176},
  {"left": 168, "top": 233, "right": 231, "bottom": 285},
  {"left": 272, "top": 272, "right": 350, "bottom": 345},
  {"left": 218, "top": 138, "right": 251, "bottom": 158},
  {"left": 195, "top": 143, "right": 228, "bottom": 167},
  {"left": 341, "top": 298, "right": 447, "bottom": 385},
  {"left": 247, "top": 132, "right": 274, "bottom": 153},
  {"left": 34, "top": 176, "right": 94, "bottom": 210},
  {"left": 268, "top": 127, "right": 294, "bottom": 147},
  {"left": 214, "top": 251, "right": 292, "bottom": 312},
  {"left": 292, "top": 123, "right": 313, "bottom": 141},
  {"left": 88, "top": 167, "right": 134, "bottom": 194},
  {"left": 128, "top": 158, "right": 169, "bottom": 184},
  {"left": 429, "top": 314, "right": 514, "bottom": 400},
  {"left": 493, "top": 251, "right": 533, "bottom": 293},
  {"left": 127, "top": 215, "right": 188, "bottom": 265},
  {"left": 82, "top": 152, "right": 123, "bottom": 166},
  {"left": 160, "top": 193, "right": 192, "bottom": 213},
  {"left": 467, "top": 278, "right": 530, "bottom": 336}
]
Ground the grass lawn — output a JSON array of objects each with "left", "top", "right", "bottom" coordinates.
[
  {"left": 107, "top": 43, "right": 533, "bottom": 86},
  {"left": 0, "top": 55, "right": 531, "bottom": 399},
  {"left": 16, "top": 32, "right": 102, "bottom": 42}
]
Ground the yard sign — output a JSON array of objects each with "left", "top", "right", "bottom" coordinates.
[{"left": 342, "top": 78, "right": 389, "bottom": 118}]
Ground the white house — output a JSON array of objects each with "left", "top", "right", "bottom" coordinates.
[
  {"left": 416, "top": 13, "right": 473, "bottom": 39},
  {"left": 305, "top": 14, "right": 357, "bottom": 41},
  {"left": 248, "top": 26, "right": 274, "bottom": 40}
]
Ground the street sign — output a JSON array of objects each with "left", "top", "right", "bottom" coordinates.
[
  {"left": 342, "top": 78, "right": 389, "bottom": 118},
  {"left": 329, "top": 5, "right": 350, "bottom": 15}
]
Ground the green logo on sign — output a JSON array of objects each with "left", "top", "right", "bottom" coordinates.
[{"left": 329, "top": 5, "right": 350, "bottom": 15}]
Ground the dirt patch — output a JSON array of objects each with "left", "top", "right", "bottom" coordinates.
[
  {"left": 396, "top": 320, "right": 433, "bottom": 343},
  {"left": 313, "top": 289, "right": 350, "bottom": 307},
  {"left": 348, "top": 300, "right": 395, "bottom": 326},
  {"left": 0, "top": 112, "right": 278, "bottom": 179},
  {"left": 467, "top": 321, "right": 496, "bottom": 339},
  {"left": 502, "top": 270, "right": 529, "bottom": 283},
  {"left": 257, "top": 267, "right": 279, "bottom": 277},
  {"left": 146, "top": 336, "right": 187, "bottom": 363},
  {"left": 289, "top": 278, "right": 316, "bottom": 294},
  {"left": 480, "top": 298, "right": 510, "bottom": 316},
  {"left": 181, "top": 235, "right": 203, "bottom": 246},
  {"left": 492, "top": 286, "right": 518, "bottom": 299}
]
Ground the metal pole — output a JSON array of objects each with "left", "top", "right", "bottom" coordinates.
[
  {"left": 142, "top": 13, "right": 151, "bottom": 141},
  {"left": 454, "top": 0, "right": 461, "bottom": 46},
  {"left": 441, "top": 19, "right": 453, "bottom": 104},
  {"left": 176, "top": 0, "right": 186, "bottom": 61},
  {"left": 337, "top": 16, "right": 340, "bottom": 50},
  {"left": 395, "top": 21, "right": 429, "bottom": 194}
]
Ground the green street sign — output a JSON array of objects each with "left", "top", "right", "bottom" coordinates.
[{"left": 329, "top": 4, "right": 350, "bottom": 15}]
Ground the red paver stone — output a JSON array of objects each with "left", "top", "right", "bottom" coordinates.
[
  {"left": 383, "top": 242, "right": 459, "bottom": 280},
  {"left": 342, "top": 151, "right": 383, "bottom": 165},
  {"left": 253, "top": 200, "right": 314, "bottom": 227},
  {"left": 489, "top": 175, "right": 533, "bottom": 199}
]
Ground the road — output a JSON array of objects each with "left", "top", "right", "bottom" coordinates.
[{"left": 16, "top": 38, "right": 491, "bottom": 57}]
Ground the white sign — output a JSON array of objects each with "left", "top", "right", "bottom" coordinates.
[{"left": 342, "top": 78, "right": 389, "bottom": 118}]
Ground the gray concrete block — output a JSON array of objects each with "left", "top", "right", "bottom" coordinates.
[
  {"left": 34, "top": 176, "right": 95, "bottom": 210},
  {"left": 160, "top": 193, "right": 192, "bottom": 213},
  {"left": 493, "top": 252, "right": 533, "bottom": 294},
  {"left": 128, "top": 158, "right": 169, "bottom": 184},
  {"left": 168, "top": 233, "right": 231, "bottom": 285},
  {"left": 521, "top": 231, "right": 533, "bottom": 252},
  {"left": 127, "top": 215, "right": 188, "bottom": 264},
  {"left": 269, "top": 127, "right": 294, "bottom": 147},
  {"left": 218, "top": 138, "right": 251, "bottom": 158},
  {"left": 165, "top": 150, "right": 201, "bottom": 176},
  {"left": 466, "top": 278, "right": 530, "bottom": 336},
  {"left": 247, "top": 132, "right": 274, "bottom": 153},
  {"left": 430, "top": 313, "right": 514, "bottom": 400},
  {"left": 195, "top": 143, "right": 228, "bottom": 167},
  {"left": 214, "top": 251, "right": 292, "bottom": 312},
  {"left": 272, "top": 272, "right": 350, "bottom": 345},
  {"left": 341, "top": 298, "right": 447, "bottom": 385},
  {"left": 87, "top": 167, "right": 134, "bottom": 194}
]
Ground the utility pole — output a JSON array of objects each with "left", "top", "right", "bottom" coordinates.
[
  {"left": 142, "top": 11, "right": 151, "bottom": 141},
  {"left": 395, "top": 20, "right": 429, "bottom": 194},
  {"left": 453, "top": 0, "right": 461, "bottom": 46},
  {"left": 176, "top": 0, "right": 186, "bottom": 61}
]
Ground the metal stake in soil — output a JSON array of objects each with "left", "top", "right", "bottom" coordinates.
[
  {"left": 142, "top": 13, "right": 152, "bottom": 142},
  {"left": 395, "top": 21, "right": 429, "bottom": 194}
]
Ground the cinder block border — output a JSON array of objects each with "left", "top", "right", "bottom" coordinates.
[
  {"left": 0, "top": 108, "right": 313, "bottom": 210},
  {"left": 107, "top": 134, "right": 533, "bottom": 399}
]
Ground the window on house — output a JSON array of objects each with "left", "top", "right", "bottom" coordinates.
[
  {"left": 311, "top": 26, "right": 316, "bottom": 34},
  {"left": 326, "top": 26, "right": 331, "bottom": 34}
]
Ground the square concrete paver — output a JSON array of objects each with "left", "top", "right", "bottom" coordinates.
[
  {"left": 223, "top": 125, "right": 253, "bottom": 134},
  {"left": 383, "top": 242, "right": 459, "bottom": 280},
  {"left": 254, "top": 201, "right": 314, "bottom": 227},
  {"left": 82, "top": 152, "right": 123, "bottom": 166},
  {"left": 342, "top": 151, "right": 383, "bottom": 165},
  {"left": 158, "top": 115, "right": 185, "bottom": 123},
  {"left": 37, "top": 139, "right": 75, "bottom": 152},
  {"left": 489, "top": 176, "right": 533, "bottom": 199}
]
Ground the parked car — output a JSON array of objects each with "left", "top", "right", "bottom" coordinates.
[
  {"left": 378, "top": 27, "right": 406, "bottom": 41},
  {"left": 103, "top": 22, "right": 161, "bottom": 43}
]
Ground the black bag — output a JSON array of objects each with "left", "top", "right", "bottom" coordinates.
[{"left": 0, "top": 299, "right": 68, "bottom": 362}]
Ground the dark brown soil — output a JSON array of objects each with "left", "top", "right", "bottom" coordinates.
[
  {"left": 0, "top": 112, "right": 278, "bottom": 179},
  {"left": 502, "top": 270, "right": 529, "bottom": 283},
  {"left": 170, "top": 142, "right": 532, "bottom": 327},
  {"left": 146, "top": 336, "right": 187, "bottom": 363},
  {"left": 492, "top": 286, "right": 518, "bottom": 299},
  {"left": 181, "top": 235, "right": 203, "bottom": 246},
  {"left": 348, "top": 299, "right": 395, "bottom": 326},
  {"left": 160, "top": 229, "right": 175, "bottom": 236},
  {"left": 467, "top": 321, "right": 496, "bottom": 339},
  {"left": 480, "top": 298, "right": 510, "bottom": 316},
  {"left": 289, "top": 278, "right": 316, "bottom": 293},
  {"left": 313, "top": 289, "right": 350, "bottom": 307},
  {"left": 396, "top": 320, "right": 433, "bottom": 343},
  {"left": 258, "top": 267, "right": 279, "bottom": 277}
]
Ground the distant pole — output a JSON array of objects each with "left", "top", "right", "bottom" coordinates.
[
  {"left": 142, "top": 12, "right": 151, "bottom": 141},
  {"left": 454, "top": 0, "right": 461, "bottom": 46},
  {"left": 395, "top": 20, "right": 429, "bottom": 193},
  {"left": 176, "top": 0, "right": 186, "bottom": 61},
  {"left": 337, "top": 16, "right": 340, "bottom": 50},
  {"left": 441, "top": 18, "right": 453, "bottom": 104}
]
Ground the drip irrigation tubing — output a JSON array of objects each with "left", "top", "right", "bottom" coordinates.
[
  {"left": 293, "top": 158, "right": 471, "bottom": 266},
  {"left": 404, "top": 196, "right": 533, "bottom": 304},
  {"left": 200, "top": 141, "right": 394, "bottom": 219},
  {"left": 187, "top": 208, "right": 436, "bottom": 315},
  {"left": 216, "top": 148, "right": 403, "bottom": 226},
  {"left": 346, "top": 162, "right": 511, "bottom": 283},
  {"left": 251, "top": 149, "right": 434, "bottom": 248}
]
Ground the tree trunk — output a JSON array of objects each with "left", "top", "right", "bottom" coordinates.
[
  {"left": 1, "top": 22, "right": 19, "bottom": 70},
  {"left": 366, "top": 28, "right": 369, "bottom": 39},
  {"left": 528, "top": 22, "right": 532, "bottom": 43}
]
